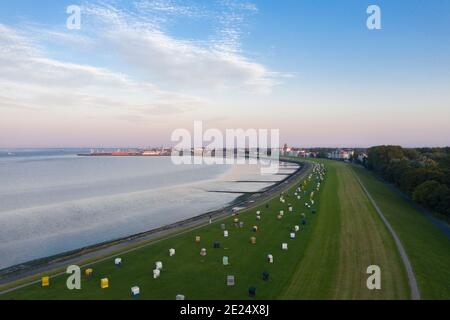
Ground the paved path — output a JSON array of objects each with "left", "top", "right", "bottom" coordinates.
[
  {"left": 0, "top": 160, "right": 311, "bottom": 294},
  {"left": 351, "top": 167, "right": 421, "bottom": 300}
]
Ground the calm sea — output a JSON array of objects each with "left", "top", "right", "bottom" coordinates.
[{"left": 0, "top": 149, "right": 297, "bottom": 269}]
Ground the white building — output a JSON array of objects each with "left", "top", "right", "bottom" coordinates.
[{"left": 328, "top": 149, "right": 354, "bottom": 160}]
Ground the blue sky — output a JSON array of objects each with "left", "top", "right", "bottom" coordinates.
[{"left": 0, "top": 0, "right": 449, "bottom": 148}]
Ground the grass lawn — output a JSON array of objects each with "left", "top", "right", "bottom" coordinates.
[
  {"left": 352, "top": 166, "right": 450, "bottom": 300},
  {"left": 281, "top": 160, "right": 409, "bottom": 299}
]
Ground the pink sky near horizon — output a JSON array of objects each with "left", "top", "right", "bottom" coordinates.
[{"left": 1, "top": 1, "right": 450, "bottom": 149}]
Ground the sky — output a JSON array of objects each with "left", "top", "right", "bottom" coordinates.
[{"left": 0, "top": 0, "right": 449, "bottom": 148}]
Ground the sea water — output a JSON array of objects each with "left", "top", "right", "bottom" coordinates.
[{"left": 0, "top": 149, "right": 297, "bottom": 269}]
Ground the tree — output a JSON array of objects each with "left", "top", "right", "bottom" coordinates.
[
  {"left": 400, "top": 167, "right": 445, "bottom": 196},
  {"left": 316, "top": 151, "right": 328, "bottom": 159},
  {"left": 367, "top": 145, "right": 404, "bottom": 175},
  {"left": 367, "top": 145, "right": 450, "bottom": 219},
  {"left": 413, "top": 180, "right": 450, "bottom": 217}
]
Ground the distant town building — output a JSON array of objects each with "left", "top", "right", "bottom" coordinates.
[
  {"left": 328, "top": 149, "right": 354, "bottom": 160},
  {"left": 143, "top": 150, "right": 161, "bottom": 156},
  {"left": 357, "top": 153, "right": 368, "bottom": 163},
  {"left": 281, "top": 144, "right": 301, "bottom": 157}
]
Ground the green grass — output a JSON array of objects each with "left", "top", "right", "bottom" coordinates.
[
  {"left": 281, "top": 160, "right": 409, "bottom": 299},
  {"left": 280, "top": 160, "right": 340, "bottom": 299},
  {"left": 353, "top": 166, "right": 450, "bottom": 299}
]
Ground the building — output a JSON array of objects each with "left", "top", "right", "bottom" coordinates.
[
  {"left": 357, "top": 153, "right": 368, "bottom": 163},
  {"left": 328, "top": 149, "right": 354, "bottom": 160}
]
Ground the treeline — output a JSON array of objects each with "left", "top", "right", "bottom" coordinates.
[{"left": 366, "top": 146, "right": 450, "bottom": 219}]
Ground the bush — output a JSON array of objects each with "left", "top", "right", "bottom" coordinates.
[
  {"left": 367, "top": 146, "right": 450, "bottom": 218},
  {"left": 413, "top": 181, "right": 450, "bottom": 217}
]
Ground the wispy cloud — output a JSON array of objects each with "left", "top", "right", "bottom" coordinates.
[
  {"left": 134, "top": 0, "right": 205, "bottom": 19},
  {"left": 0, "top": 0, "right": 287, "bottom": 134},
  {"left": 0, "top": 23, "right": 206, "bottom": 119},
  {"left": 76, "top": 0, "right": 281, "bottom": 93}
]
